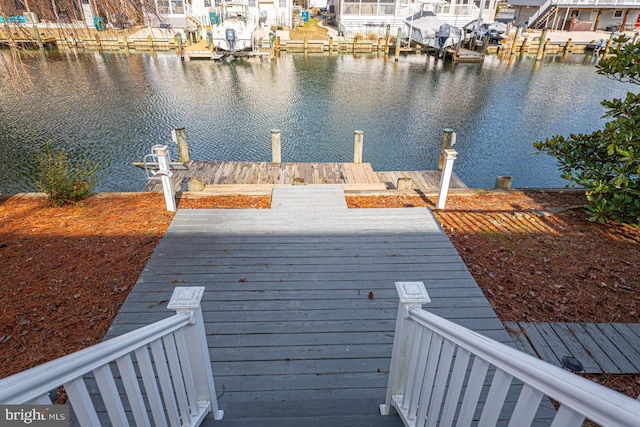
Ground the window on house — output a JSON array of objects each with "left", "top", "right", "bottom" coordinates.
[
  {"left": 613, "top": 10, "right": 623, "bottom": 18},
  {"left": 204, "top": 0, "right": 211, "bottom": 6}
]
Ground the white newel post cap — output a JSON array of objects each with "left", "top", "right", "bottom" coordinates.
[
  {"left": 395, "top": 282, "right": 430, "bottom": 314},
  {"left": 153, "top": 145, "right": 169, "bottom": 156},
  {"left": 443, "top": 148, "right": 457, "bottom": 160},
  {"left": 168, "top": 287, "right": 205, "bottom": 324}
]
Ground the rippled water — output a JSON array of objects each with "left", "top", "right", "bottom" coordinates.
[{"left": 0, "top": 49, "right": 633, "bottom": 193}]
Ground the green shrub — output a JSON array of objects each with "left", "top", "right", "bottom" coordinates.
[
  {"left": 534, "top": 37, "right": 640, "bottom": 226},
  {"left": 36, "top": 145, "right": 99, "bottom": 206}
]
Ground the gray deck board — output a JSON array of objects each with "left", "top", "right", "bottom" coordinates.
[
  {"left": 506, "top": 321, "right": 640, "bottom": 374},
  {"left": 104, "top": 185, "right": 539, "bottom": 425}
]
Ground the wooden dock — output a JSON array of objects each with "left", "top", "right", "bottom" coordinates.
[
  {"left": 103, "top": 185, "right": 551, "bottom": 425},
  {"left": 141, "top": 160, "right": 467, "bottom": 194}
]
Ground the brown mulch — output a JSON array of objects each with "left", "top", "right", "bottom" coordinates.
[{"left": 1, "top": 191, "right": 639, "bottom": 398}]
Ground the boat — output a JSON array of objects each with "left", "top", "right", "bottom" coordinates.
[
  {"left": 404, "top": 0, "right": 463, "bottom": 56},
  {"left": 211, "top": 0, "right": 257, "bottom": 52}
]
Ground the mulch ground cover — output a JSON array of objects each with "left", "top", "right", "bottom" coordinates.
[{"left": 1, "top": 191, "right": 638, "bottom": 397}]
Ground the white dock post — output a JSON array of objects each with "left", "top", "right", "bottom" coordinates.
[
  {"left": 436, "top": 149, "right": 457, "bottom": 210},
  {"left": 271, "top": 129, "right": 281, "bottom": 163},
  {"left": 353, "top": 130, "right": 364, "bottom": 164},
  {"left": 154, "top": 145, "right": 177, "bottom": 212}
]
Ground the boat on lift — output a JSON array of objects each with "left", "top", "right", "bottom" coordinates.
[
  {"left": 404, "top": 0, "right": 463, "bottom": 56},
  {"left": 211, "top": 0, "right": 257, "bottom": 52}
]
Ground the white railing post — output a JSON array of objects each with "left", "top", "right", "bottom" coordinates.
[
  {"left": 436, "top": 148, "right": 457, "bottom": 210},
  {"left": 168, "top": 287, "right": 224, "bottom": 421},
  {"left": 380, "top": 282, "right": 431, "bottom": 416},
  {"left": 153, "top": 145, "right": 177, "bottom": 212}
]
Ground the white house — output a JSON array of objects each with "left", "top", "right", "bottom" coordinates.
[
  {"left": 148, "top": 0, "right": 293, "bottom": 31},
  {"left": 329, "top": 0, "right": 498, "bottom": 37},
  {"left": 507, "top": 0, "right": 640, "bottom": 31}
]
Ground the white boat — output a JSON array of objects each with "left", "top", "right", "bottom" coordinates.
[
  {"left": 404, "top": 1, "right": 463, "bottom": 55},
  {"left": 211, "top": 0, "right": 257, "bottom": 52}
]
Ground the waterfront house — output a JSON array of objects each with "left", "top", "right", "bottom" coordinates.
[
  {"left": 147, "top": 0, "right": 294, "bottom": 32},
  {"left": 329, "top": 0, "right": 498, "bottom": 37},
  {"left": 507, "top": 0, "right": 640, "bottom": 31}
]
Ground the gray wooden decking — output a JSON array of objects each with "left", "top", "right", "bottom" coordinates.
[
  {"left": 505, "top": 322, "right": 640, "bottom": 374},
  {"left": 105, "top": 185, "right": 550, "bottom": 425},
  {"left": 140, "top": 160, "right": 467, "bottom": 193}
]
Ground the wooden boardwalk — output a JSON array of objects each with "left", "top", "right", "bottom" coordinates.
[
  {"left": 103, "top": 185, "right": 551, "bottom": 425},
  {"left": 141, "top": 161, "right": 467, "bottom": 193},
  {"left": 505, "top": 322, "right": 640, "bottom": 374}
]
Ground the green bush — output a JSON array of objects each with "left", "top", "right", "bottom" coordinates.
[
  {"left": 36, "top": 145, "right": 99, "bottom": 206},
  {"left": 534, "top": 37, "right": 640, "bottom": 226}
]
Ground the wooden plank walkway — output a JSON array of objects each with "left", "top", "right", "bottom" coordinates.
[
  {"left": 141, "top": 161, "right": 467, "bottom": 193},
  {"left": 505, "top": 322, "right": 640, "bottom": 374},
  {"left": 102, "top": 185, "right": 553, "bottom": 425}
]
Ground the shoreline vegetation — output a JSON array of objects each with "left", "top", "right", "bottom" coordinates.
[{"left": 1, "top": 191, "right": 638, "bottom": 398}]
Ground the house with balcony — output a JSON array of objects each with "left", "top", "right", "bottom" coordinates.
[
  {"left": 329, "top": 0, "right": 498, "bottom": 37},
  {"left": 147, "top": 0, "right": 293, "bottom": 32},
  {"left": 508, "top": 0, "right": 640, "bottom": 31}
]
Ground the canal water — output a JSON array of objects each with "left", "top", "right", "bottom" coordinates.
[{"left": 0, "top": 49, "right": 634, "bottom": 193}]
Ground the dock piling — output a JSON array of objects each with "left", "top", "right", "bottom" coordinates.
[
  {"left": 535, "top": 28, "right": 547, "bottom": 61},
  {"left": 510, "top": 26, "right": 522, "bottom": 56},
  {"left": 439, "top": 129, "right": 456, "bottom": 171},
  {"left": 395, "top": 28, "right": 402, "bottom": 62},
  {"left": 271, "top": 129, "right": 282, "bottom": 163},
  {"left": 174, "top": 128, "right": 190, "bottom": 162},
  {"left": 353, "top": 130, "right": 364, "bottom": 164}
]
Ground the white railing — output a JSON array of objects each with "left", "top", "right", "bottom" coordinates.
[
  {"left": 381, "top": 282, "right": 640, "bottom": 427},
  {"left": 0, "top": 287, "right": 223, "bottom": 426}
]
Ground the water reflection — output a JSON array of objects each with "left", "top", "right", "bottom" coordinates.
[{"left": 0, "top": 49, "right": 633, "bottom": 193}]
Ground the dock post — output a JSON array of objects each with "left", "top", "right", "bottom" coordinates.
[
  {"left": 520, "top": 37, "right": 528, "bottom": 55},
  {"left": 154, "top": 145, "right": 176, "bottom": 212},
  {"left": 395, "top": 28, "right": 402, "bottom": 62},
  {"left": 329, "top": 36, "right": 333, "bottom": 52},
  {"left": 535, "top": 28, "right": 547, "bottom": 61},
  {"left": 174, "top": 128, "right": 190, "bottom": 162},
  {"left": 176, "top": 32, "right": 183, "bottom": 57},
  {"left": 632, "top": 32, "right": 638, "bottom": 45},
  {"left": 510, "top": 26, "right": 521, "bottom": 55},
  {"left": 385, "top": 25, "right": 391, "bottom": 55},
  {"left": 353, "top": 130, "right": 364, "bottom": 164},
  {"left": 603, "top": 32, "right": 615, "bottom": 55},
  {"left": 564, "top": 37, "right": 572, "bottom": 53},
  {"left": 436, "top": 149, "right": 457, "bottom": 210},
  {"left": 271, "top": 129, "right": 282, "bottom": 163},
  {"left": 270, "top": 31, "right": 276, "bottom": 60},
  {"left": 438, "top": 129, "right": 456, "bottom": 171},
  {"left": 33, "top": 25, "right": 43, "bottom": 49}
]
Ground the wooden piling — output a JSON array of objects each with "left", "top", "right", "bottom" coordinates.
[
  {"left": 397, "top": 177, "right": 414, "bottom": 190},
  {"left": 271, "top": 129, "right": 281, "bottom": 163},
  {"left": 520, "top": 37, "right": 528, "bottom": 54},
  {"left": 536, "top": 28, "right": 547, "bottom": 61},
  {"left": 494, "top": 176, "right": 513, "bottom": 190},
  {"left": 564, "top": 38, "right": 572, "bottom": 53},
  {"left": 603, "top": 32, "right": 615, "bottom": 55},
  {"left": 174, "top": 128, "right": 190, "bottom": 162},
  {"left": 633, "top": 32, "right": 639, "bottom": 45},
  {"left": 353, "top": 130, "right": 363, "bottom": 164},
  {"left": 510, "top": 26, "right": 522, "bottom": 55},
  {"left": 329, "top": 36, "right": 333, "bottom": 52},
  {"left": 395, "top": 28, "right": 402, "bottom": 62},
  {"left": 439, "top": 129, "right": 455, "bottom": 171},
  {"left": 33, "top": 25, "right": 43, "bottom": 49}
]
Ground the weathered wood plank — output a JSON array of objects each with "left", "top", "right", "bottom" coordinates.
[
  {"left": 518, "top": 323, "right": 562, "bottom": 366},
  {"left": 582, "top": 323, "right": 636, "bottom": 373},
  {"left": 503, "top": 322, "right": 537, "bottom": 354},
  {"left": 611, "top": 324, "right": 640, "bottom": 357},
  {"left": 565, "top": 323, "right": 621, "bottom": 374},
  {"left": 548, "top": 323, "right": 601, "bottom": 373},
  {"left": 595, "top": 324, "right": 640, "bottom": 371}
]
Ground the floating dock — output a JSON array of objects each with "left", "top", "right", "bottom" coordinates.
[{"left": 140, "top": 160, "right": 467, "bottom": 194}]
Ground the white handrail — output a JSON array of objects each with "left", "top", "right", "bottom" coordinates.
[
  {"left": 0, "top": 314, "right": 189, "bottom": 403},
  {"left": 0, "top": 287, "right": 223, "bottom": 425},
  {"left": 382, "top": 282, "right": 640, "bottom": 427}
]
